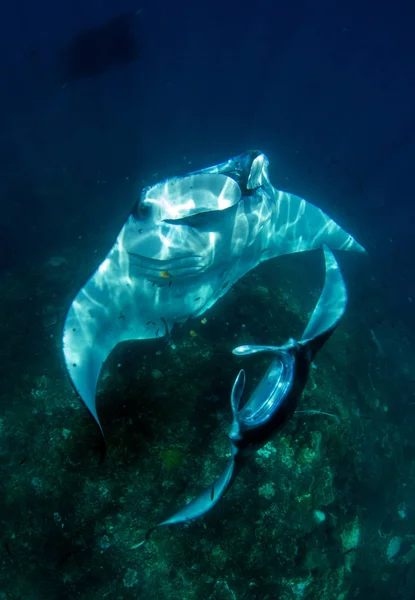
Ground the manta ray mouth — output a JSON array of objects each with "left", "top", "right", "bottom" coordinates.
[{"left": 127, "top": 251, "right": 208, "bottom": 279}]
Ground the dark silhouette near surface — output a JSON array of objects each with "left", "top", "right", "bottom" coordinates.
[{"left": 60, "top": 12, "right": 139, "bottom": 82}]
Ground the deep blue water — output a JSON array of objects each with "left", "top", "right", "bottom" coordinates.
[
  {"left": 0, "top": 1, "right": 414, "bottom": 599},
  {"left": 1, "top": 0, "right": 415, "bottom": 299}
]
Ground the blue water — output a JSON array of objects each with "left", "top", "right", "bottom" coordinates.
[{"left": 0, "top": 1, "right": 414, "bottom": 599}]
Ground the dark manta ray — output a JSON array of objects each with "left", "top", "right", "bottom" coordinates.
[
  {"left": 60, "top": 12, "right": 140, "bottom": 82},
  {"left": 132, "top": 245, "right": 348, "bottom": 548}
]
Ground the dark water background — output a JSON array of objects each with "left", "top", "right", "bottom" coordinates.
[
  {"left": 0, "top": 1, "right": 414, "bottom": 599},
  {"left": 1, "top": 0, "right": 414, "bottom": 309}
]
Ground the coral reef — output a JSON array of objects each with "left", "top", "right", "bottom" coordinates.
[{"left": 0, "top": 249, "right": 414, "bottom": 600}]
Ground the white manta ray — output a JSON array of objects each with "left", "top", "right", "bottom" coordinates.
[{"left": 62, "top": 150, "right": 365, "bottom": 435}]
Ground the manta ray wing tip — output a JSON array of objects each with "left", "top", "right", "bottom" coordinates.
[{"left": 130, "top": 539, "right": 146, "bottom": 550}]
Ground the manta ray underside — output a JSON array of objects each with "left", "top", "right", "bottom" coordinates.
[{"left": 62, "top": 150, "right": 365, "bottom": 435}]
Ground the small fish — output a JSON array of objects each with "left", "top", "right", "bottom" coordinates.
[
  {"left": 221, "top": 280, "right": 230, "bottom": 290},
  {"left": 160, "top": 271, "right": 172, "bottom": 279},
  {"left": 211, "top": 486, "right": 215, "bottom": 501},
  {"left": 161, "top": 317, "right": 169, "bottom": 338},
  {"left": 194, "top": 297, "right": 201, "bottom": 301},
  {"left": 146, "top": 321, "right": 156, "bottom": 326}
]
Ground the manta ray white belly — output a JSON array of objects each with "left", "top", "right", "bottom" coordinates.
[{"left": 62, "top": 151, "right": 365, "bottom": 434}]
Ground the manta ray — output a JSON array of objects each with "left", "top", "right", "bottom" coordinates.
[
  {"left": 132, "top": 244, "right": 348, "bottom": 548},
  {"left": 63, "top": 151, "right": 365, "bottom": 436},
  {"left": 60, "top": 12, "right": 139, "bottom": 82}
]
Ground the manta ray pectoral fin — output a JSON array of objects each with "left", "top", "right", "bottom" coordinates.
[
  {"left": 230, "top": 369, "right": 245, "bottom": 415},
  {"left": 131, "top": 456, "right": 237, "bottom": 549},
  {"left": 232, "top": 345, "right": 281, "bottom": 356},
  {"left": 62, "top": 249, "right": 168, "bottom": 437},
  {"left": 269, "top": 190, "right": 366, "bottom": 257},
  {"left": 300, "top": 244, "right": 347, "bottom": 359},
  {"left": 62, "top": 307, "right": 108, "bottom": 437}
]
